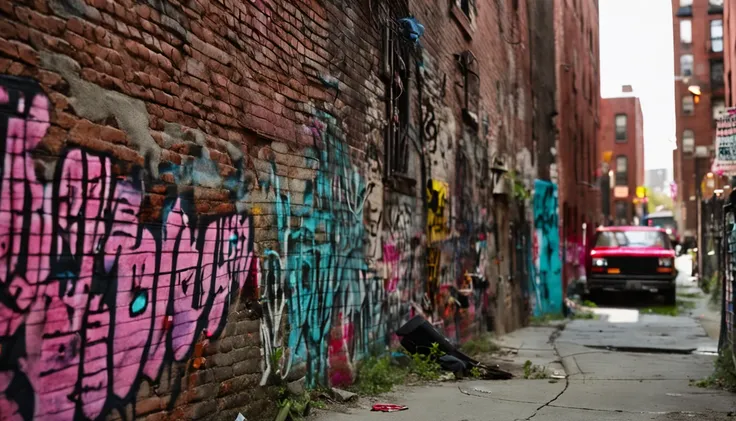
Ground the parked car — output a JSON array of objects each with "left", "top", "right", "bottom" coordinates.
[
  {"left": 641, "top": 210, "right": 680, "bottom": 251},
  {"left": 586, "top": 226, "right": 678, "bottom": 305}
]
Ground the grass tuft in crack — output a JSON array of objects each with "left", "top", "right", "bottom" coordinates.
[
  {"left": 523, "top": 360, "right": 548, "bottom": 379},
  {"left": 410, "top": 342, "right": 445, "bottom": 381},
  {"left": 460, "top": 333, "right": 500, "bottom": 356},
  {"left": 354, "top": 355, "right": 407, "bottom": 395}
]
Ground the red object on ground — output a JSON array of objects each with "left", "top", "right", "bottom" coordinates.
[{"left": 371, "top": 404, "right": 408, "bottom": 412}]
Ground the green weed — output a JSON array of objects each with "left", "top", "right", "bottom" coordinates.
[
  {"left": 470, "top": 367, "right": 482, "bottom": 379},
  {"left": 410, "top": 342, "right": 444, "bottom": 381},
  {"left": 523, "top": 360, "right": 548, "bottom": 379},
  {"left": 354, "top": 355, "right": 406, "bottom": 395},
  {"left": 676, "top": 291, "right": 703, "bottom": 299},
  {"left": 460, "top": 333, "right": 500, "bottom": 356},
  {"left": 530, "top": 313, "right": 566, "bottom": 325},
  {"left": 582, "top": 300, "right": 598, "bottom": 308},
  {"left": 691, "top": 348, "right": 736, "bottom": 392}
]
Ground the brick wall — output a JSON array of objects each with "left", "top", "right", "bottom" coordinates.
[
  {"left": 555, "top": 0, "right": 601, "bottom": 293},
  {"left": 0, "top": 0, "right": 559, "bottom": 420}
]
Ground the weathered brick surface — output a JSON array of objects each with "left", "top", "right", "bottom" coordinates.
[
  {"left": 672, "top": 0, "right": 724, "bottom": 235},
  {"left": 0, "top": 0, "right": 585, "bottom": 420},
  {"left": 555, "top": 0, "right": 601, "bottom": 290}
]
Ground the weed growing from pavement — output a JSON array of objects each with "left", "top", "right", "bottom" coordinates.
[
  {"left": 708, "top": 272, "right": 721, "bottom": 309},
  {"left": 523, "top": 360, "right": 548, "bottom": 379},
  {"left": 355, "top": 355, "right": 407, "bottom": 395},
  {"left": 470, "top": 367, "right": 483, "bottom": 379},
  {"left": 460, "top": 333, "right": 500, "bottom": 355},
  {"left": 410, "top": 342, "right": 445, "bottom": 381},
  {"left": 353, "top": 342, "right": 448, "bottom": 395},
  {"left": 676, "top": 291, "right": 704, "bottom": 299},
  {"left": 582, "top": 300, "right": 598, "bottom": 308},
  {"left": 530, "top": 313, "right": 566, "bottom": 325},
  {"left": 643, "top": 299, "right": 696, "bottom": 316},
  {"left": 691, "top": 348, "right": 736, "bottom": 392}
]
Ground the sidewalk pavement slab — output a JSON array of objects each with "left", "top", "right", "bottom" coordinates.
[{"left": 554, "top": 379, "right": 736, "bottom": 414}]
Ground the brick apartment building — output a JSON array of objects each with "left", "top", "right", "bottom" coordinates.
[
  {"left": 726, "top": 0, "right": 736, "bottom": 106},
  {"left": 599, "top": 88, "right": 646, "bottom": 225},
  {"left": 672, "top": 0, "right": 725, "bottom": 239},
  {"left": 0, "top": 0, "right": 598, "bottom": 419},
  {"left": 555, "top": 0, "right": 602, "bottom": 289}
]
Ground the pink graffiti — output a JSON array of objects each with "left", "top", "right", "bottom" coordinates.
[{"left": 0, "top": 80, "right": 254, "bottom": 420}]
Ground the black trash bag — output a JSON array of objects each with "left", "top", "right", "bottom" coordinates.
[{"left": 438, "top": 354, "right": 467, "bottom": 373}]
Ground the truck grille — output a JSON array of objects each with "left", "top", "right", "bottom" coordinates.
[{"left": 606, "top": 257, "right": 659, "bottom": 275}]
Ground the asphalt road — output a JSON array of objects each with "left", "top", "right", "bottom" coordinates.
[{"left": 314, "top": 256, "right": 735, "bottom": 421}]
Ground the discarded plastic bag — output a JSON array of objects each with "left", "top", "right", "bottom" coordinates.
[{"left": 371, "top": 404, "right": 408, "bottom": 412}]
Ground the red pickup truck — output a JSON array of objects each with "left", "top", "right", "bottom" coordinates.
[{"left": 586, "top": 226, "right": 678, "bottom": 304}]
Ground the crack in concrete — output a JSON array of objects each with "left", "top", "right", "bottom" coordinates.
[{"left": 522, "top": 327, "right": 571, "bottom": 420}]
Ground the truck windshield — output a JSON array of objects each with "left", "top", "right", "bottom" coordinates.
[{"left": 595, "top": 230, "right": 670, "bottom": 248}]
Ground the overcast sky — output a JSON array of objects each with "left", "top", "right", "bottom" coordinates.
[{"left": 599, "top": 0, "right": 675, "bottom": 174}]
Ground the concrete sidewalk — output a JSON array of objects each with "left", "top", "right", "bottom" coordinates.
[{"left": 313, "top": 317, "right": 735, "bottom": 421}]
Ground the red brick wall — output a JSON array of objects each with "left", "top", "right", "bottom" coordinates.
[
  {"left": 555, "top": 0, "right": 601, "bottom": 288},
  {"left": 0, "top": 0, "right": 561, "bottom": 419},
  {"left": 672, "top": 0, "right": 724, "bottom": 236},
  {"left": 725, "top": 0, "right": 736, "bottom": 106},
  {"left": 599, "top": 96, "right": 645, "bottom": 224}
]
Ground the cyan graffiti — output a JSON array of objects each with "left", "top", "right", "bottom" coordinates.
[
  {"left": 260, "top": 113, "right": 386, "bottom": 387},
  {"left": 531, "top": 179, "right": 562, "bottom": 316}
]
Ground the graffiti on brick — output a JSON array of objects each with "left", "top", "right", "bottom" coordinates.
[
  {"left": 531, "top": 179, "right": 562, "bottom": 316},
  {"left": 0, "top": 76, "right": 255, "bottom": 420},
  {"left": 427, "top": 179, "right": 449, "bottom": 243},
  {"left": 259, "top": 113, "right": 389, "bottom": 388}
]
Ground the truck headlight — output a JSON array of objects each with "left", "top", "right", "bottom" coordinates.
[
  {"left": 666, "top": 228, "right": 673, "bottom": 235},
  {"left": 658, "top": 258, "right": 673, "bottom": 267},
  {"left": 593, "top": 258, "right": 608, "bottom": 267}
]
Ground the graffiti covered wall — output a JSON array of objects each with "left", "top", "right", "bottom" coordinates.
[
  {"left": 531, "top": 179, "right": 563, "bottom": 316},
  {"left": 0, "top": 0, "right": 548, "bottom": 418}
]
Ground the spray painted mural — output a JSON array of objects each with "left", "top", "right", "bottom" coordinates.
[
  {"left": 530, "top": 179, "right": 562, "bottom": 316},
  {"left": 258, "top": 112, "right": 403, "bottom": 388},
  {"left": 0, "top": 76, "right": 255, "bottom": 420}
]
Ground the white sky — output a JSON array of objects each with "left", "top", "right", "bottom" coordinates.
[{"left": 599, "top": 0, "right": 676, "bottom": 174}]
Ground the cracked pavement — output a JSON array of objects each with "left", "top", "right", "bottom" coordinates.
[{"left": 314, "top": 257, "right": 736, "bottom": 421}]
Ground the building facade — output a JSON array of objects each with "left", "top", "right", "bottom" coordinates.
[
  {"left": 599, "top": 90, "right": 646, "bottom": 225},
  {"left": 725, "top": 0, "right": 736, "bottom": 106},
  {"left": 555, "top": 0, "right": 602, "bottom": 292},
  {"left": 672, "top": 0, "right": 725, "bottom": 240}
]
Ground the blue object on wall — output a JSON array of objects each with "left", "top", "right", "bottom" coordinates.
[{"left": 531, "top": 180, "right": 563, "bottom": 316}]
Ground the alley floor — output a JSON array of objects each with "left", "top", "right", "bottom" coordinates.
[{"left": 314, "top": 257, "right": 736, "bottom": 421}]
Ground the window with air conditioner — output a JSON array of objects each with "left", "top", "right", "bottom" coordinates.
[
  {"left": 682, "top": 129, "right": 695, "bottom": 153},
  {"left": 683, "top": 96, "right": 695, "bottom": 115},
  {"left": 680, "top": 54, "right": 693, "bottom": 77},
  {"left": 713, "top": 99, "right": 726, "bottom": 121}
]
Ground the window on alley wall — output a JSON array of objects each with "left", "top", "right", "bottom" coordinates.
[
  {"left": 708, "top": 0, "right": 724, "bottom": 14},
  {"left": 710, "top": 20, "right": 723, "bottom": 53},
  {"left": 383, "top": 22, "right": 412, "bottom": 180},
  {"left": 682, "top": 129, "right": 695, "bottom": 154},
  {"left": 615, "top": 114, "right": 627, "bottom": 142},
  {"left": 677, "top": 0, "right": 693, "bottom": 16},
  {"left": 680, "top": 20, "right": 692, "bottom": 46},
  {"left": 615, "top": 155, "right": 628, "bottom": 185},
  {"left": 712, "top": 98, "right": 726, "bottom": 122},
  {"left": 680, "top": 54, "right": 693, "bottom": 77},
  {"left": 683, "top": 96, "right": 695, "bottom": 115},
  {"left": 711, "top": 59, "right": 724, "bottom": 88}
]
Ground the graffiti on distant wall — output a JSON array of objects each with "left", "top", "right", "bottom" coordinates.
[
  {"left": 0, "top": 76, "right": 255, "bottom": 420},
  {"left": 530, "top": 179, "right": 562, "bottom": 316}
]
